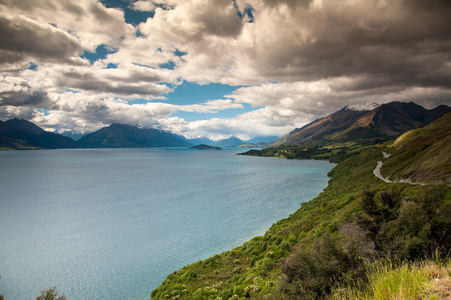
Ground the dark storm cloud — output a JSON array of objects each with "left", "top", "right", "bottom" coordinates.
[
  {"left": 252, "top": 0, "right": 451, "bottom": 90},
  {"left": 46, "top": 66, "right": 172, "bottom": 97},
  {"left": 0, "top": 90, "right": 50, "bottom": 107},
  {"left": 259, "top": 0, "right": 312, "bottom": 9},
  {"left": 0, "top": 15, "right": 83, "bottom": 66}
]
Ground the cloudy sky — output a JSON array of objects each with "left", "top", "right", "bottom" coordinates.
[{"left": 1, "top": 0, "right": 450, "bottom": 140}]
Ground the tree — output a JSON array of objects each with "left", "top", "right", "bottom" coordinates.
[{"left": 36, "top": 287, "right": 66, "bottom": 300}]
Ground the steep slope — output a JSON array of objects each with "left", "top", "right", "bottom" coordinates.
[
  {"left": 0, "top": 120, "right": 38, "bottom": 149},
  {"left": 0, "top": 119, "right": 78, "bottom": 149},
  {"left": 274, "top": 107, "right": 370, "bottom": 146},
  {"left": 331, "top": 103, "right": 424, "bottom": 140},
  {"left": 381, "top": 111, "right": 451, "bottom": 183},
  {"left": 6, "top": 118, "right": 46, "bottom": 134},
  {"left": 389, "top": 101, "right": 451, "bottom": 123},
  {"left": 273, "top": 101, "right": 450, "bottom": 147},
  {"left": 246, "top": 136, "right": 279, "bottom": 144},
  {"left": 77, "top": 123, "right": 192, "bottom": 148}
]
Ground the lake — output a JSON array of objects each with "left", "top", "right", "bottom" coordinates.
[{"left": 0, "top": 148, "right": 333, "bottom": 299}]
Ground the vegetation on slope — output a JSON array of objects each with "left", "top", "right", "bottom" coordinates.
[
  {"left": 238, "top": 138, "right": 390, "bottom": 163},
  {"left": 332, "top": 259, "right": 451, "bottom": 300},
  {"left": 381, "top": 112, "right": 451, "bottom": 184},
  {"left": 151, "top": 139, "right": 450, "bottom": 299}
]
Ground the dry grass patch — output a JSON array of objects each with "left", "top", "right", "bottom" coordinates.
[{"left": 332, "top": 259, "right": 451, "bottom": 300}]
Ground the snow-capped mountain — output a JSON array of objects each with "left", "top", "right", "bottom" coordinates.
[{"left": 343, "top": 102, "right": 380, "bottom": 111}]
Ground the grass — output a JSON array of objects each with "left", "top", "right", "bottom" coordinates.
[
  {"left": 332, "top": 258, "right": 451, "bottom": 300},
  {"left": 382, "top": 112, "right": 451, "bottom": 184}
]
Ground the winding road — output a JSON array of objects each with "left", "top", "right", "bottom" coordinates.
[
  {"left": 373, "top": 160, "right": 391, "bottom": 183},
  {"left": 373, "top": 151, "right": 426, "bottom": 185}
]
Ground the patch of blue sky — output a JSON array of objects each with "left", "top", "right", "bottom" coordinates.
[
  {"left": 164, "top": 82, "right": 240, "bottom": 106},
  {"left": 159, "top": 49, "right": 186, "bottom": 69},
  {"left": 243, "top": 6, "right": 255, "bottom": 22},
  {"left": 232, "top": 1, "right": 254, "bottom": 23},
  {"left": 36, "top": 109, "right": 50, "bottom": 116},
  {"left": 126, "top": 82, "right": 255, "bottom": 122},
  {"left": 126, "top": 99, "right": 151, "bottom": 105},
  {"left": 105, "top": 63, "right": 118, "bottom": 69},
  {"left": 159, "top": 61, "right": 176, "bottom": 70},
  {"left": 127, "top": 82, "right": 240, "bottom": 105},
  {"left": 100, "top": 0, "right": 154, "bottom": 25},
  {"left": 174, "top": 49, "right": 187, "bottom": 57},
  {"left": 28, "top": 63, "right": 38, "bottom": 70},
  {"left": 80, "top": 44, "right": 117, "bottom": 64}
]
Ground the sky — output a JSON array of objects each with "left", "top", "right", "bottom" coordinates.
[{"left": 0, "top": 0, "right": 450, "bottom": 140}]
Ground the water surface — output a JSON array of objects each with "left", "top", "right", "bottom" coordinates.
[{"left": 0, "top": 148, "right": 333, "bottom": 299}]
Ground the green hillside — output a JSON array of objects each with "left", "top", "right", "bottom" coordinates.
[
  {"left": 381, "top": 112, "right": 451, "bottom": 184},
  {"left": 150, "top": 117, "right": 451, "bottom": 299}
]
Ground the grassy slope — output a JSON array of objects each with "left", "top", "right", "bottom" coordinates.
[
  {"left": 381, "top": 112, "right": 451, "bottom": 183},
  {"left": 332, "top": 259, "right": 451, "bottom": 300},
  {"left": 151, "top": 117, "right": 451, "bottom": 300}
]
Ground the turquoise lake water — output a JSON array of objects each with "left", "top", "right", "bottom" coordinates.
[{"left": 0, "top": 148, "right": 333, "bottom": 299}]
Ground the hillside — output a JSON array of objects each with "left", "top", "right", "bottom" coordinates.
[
  {"left": 381, "top": 111, "right": 451, "bottom": 184},
  {"left": 273, "top": 107, "right": 369, "bottom": 147},
  {"left": 0, "top": 119, "right": 78, "bottom": 149},
  {"left": 151, "top": 117, "right": 450, "bottom": 299},
  {"left": 76, "top": 123, "right": 192, "bottom": 148},
  {"left": 274, "top": 101, "right": 450, "bottom": 147}
]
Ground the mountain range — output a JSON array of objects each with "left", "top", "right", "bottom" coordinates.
[
  {"left": 0, "top": 121, "right": 274, "bottom": 150},
  {"left": 273, "top": 101, "right": 451, "bottom": 147},
  {"left": 1, "top": 101, "right": 449, "bottom": 150},
  {"left": 76, "top": 123, "right": 193, "bottom": 148}
]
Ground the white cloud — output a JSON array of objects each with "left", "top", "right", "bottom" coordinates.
[
  {"left": 131, "top": 1, "right": 156, "bottom": 12},
  {"left": 1, "top": 0, "right": 451, "bottom": 140},
  {"left": 0, "top": 0, "right": 134, "bottom": 52}
]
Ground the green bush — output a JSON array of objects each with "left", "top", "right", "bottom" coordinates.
[
  {"left": 280, "top": 240, "right": 290, "bottom": 251},
  {"left": 36, "top": 287, "right": 66, "bottom": 300},
  {"left": 278, "top": 233, "right": 372, "bottom": 299},
  {"left": 260, "top": 257, "right": 274, "bottom": 273}
]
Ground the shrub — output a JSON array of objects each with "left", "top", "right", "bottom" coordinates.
[
  {"left": 280, "top": 240, "right": 290, "bottom": 251},
  {"left": 278, "top": 233, "right": 371, "bottom": 299},
  {"left": 260, "top": 257, "right": 274, "bottom": 273},
  {"left": 36, "top": 287, "right": 66, "bottom": 300}
]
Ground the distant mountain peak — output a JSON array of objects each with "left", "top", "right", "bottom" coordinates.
[
  {"left": 272, "top": 101, "right": 450, "bottom": 147},
  {"left": 215, "top": 136, "right": 245, "bottom": 147},
  {"left": 1, "top": 118, "right": 78, "bottom": 149},
  {"left": 343, "top": 102, "right": 380, "bottom": 112},
  {"left": 76, "top": 123, "right": 192, "bottom": 148},
  {"left": 6, "top": 118, "right": 46, "bottom": 134}
]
